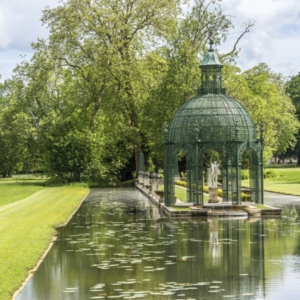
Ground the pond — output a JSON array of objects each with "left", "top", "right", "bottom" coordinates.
[{"left": 17, "top": 188, "right": 300, "bottom": 300}]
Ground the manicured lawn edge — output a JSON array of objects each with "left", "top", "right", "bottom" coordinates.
[
  {"left": 9, "top": 188, "right": 90, "bottom": 300},
  {"left": 54, "top": 189, "right": 91, "bottom": 229}
]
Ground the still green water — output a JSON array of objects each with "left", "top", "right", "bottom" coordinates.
[{"left": 17, "top": 188, "right": 300, "bottom": 300}]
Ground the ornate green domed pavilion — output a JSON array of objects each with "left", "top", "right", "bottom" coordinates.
[{"left": 162, "top": 41, "right": 265, "bottom": 206}]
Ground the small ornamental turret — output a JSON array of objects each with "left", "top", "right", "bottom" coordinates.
[
  {"left": 162, "top": 122, "right": 169, "bottom": 141},
  {"left": 208, "top": 30, "right": 214, "bottom": 51}
]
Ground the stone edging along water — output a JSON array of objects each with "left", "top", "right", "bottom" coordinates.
[
  {"left": 12, "top": 189, "right": 91, "bottom": 300},
  {"left": 135, "top": 183, "right": 281, "bottom": 218}
]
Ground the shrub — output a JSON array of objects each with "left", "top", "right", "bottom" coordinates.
[
  {"left": 181, "top": 172, "right": 187, "bottom": 179},
  {"left": 242, "top": 193, "right": 250, "bottom": 201},
  {"left": 175, "top": 180, "right": 187, "bottom": 187},
  {"left": 264, "top": 169, "right": 279, "bottom": 178},
  {"left": 241, "top": 170, "right": 249, "bottom": 180},
  {"left": 217, "top": 189, "right": 222, "bottom": 197}
]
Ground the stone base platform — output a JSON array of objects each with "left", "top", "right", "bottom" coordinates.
[{"left": 135, "top": 183, "right": 282, "bottom": 219}]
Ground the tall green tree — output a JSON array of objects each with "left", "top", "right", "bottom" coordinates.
[
  {"left": 12, "top": 49, "right": 134, "bottom": 181},
  {"left": 0, "top": 79, "right": 36, "bottom": 177},
  {"left": 38, "top": 0, "right": 183, "bottom": 177},
  {"left": 285, "top": 73, "right": 300, "bottom": 165},
  {"left": 224, "top": 63, "right": 300, "bottom": 161}
]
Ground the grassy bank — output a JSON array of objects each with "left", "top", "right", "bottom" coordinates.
[
  {"left": 0, "top": 178, "right": 45, "bottom": 207},
  {"left": 175, "top": 185, "right": 209, "bottom": 202},
  {"left": 0, "top": 184, "right": 89, "bottom": 300},
  {"left": 242, "top": 168, "right": 300, "bottom": 196}
]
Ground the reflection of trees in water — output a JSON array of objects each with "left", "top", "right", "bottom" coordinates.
[
  {"left": 163, "top": 218, "right": 267, "bottom": 297},
  {"left": 282, "top": 205, "right": 299, "bottom": 219}
]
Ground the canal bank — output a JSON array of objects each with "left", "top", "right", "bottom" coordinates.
[
  {"left": 12, "top": 189, "right": 91, "bottom": 300},
  {"left": 0, "top": 186, "right": 90, "bottom": 300}
]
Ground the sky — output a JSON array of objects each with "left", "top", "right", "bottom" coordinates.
[{"left": 1, "top": 0, "right": 300, "bottom": 82}]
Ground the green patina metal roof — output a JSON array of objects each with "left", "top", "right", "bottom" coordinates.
[
  {"left": 200, "top": 50, "right": 223, "bottom": 67},
  {"left": 169, "top": 93, "right": 256, "bottom": 143}
]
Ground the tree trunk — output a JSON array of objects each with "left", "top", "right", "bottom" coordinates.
[
  {"left": 298, "top": 149, "right": 300, "bottom": 166},
  {"left": 74, "top": 171, "right": 81, "bottom": 182},
  {"left": 8, "top": 170, "right": 12, "bottom": 178}
]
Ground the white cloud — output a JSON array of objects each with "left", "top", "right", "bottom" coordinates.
[
  {"left": 0, "top": 0, "right": 59, "bottom": 81},
  {"left": 219, "top": 0, "right": 300, "bottom": 77},
  {"left": 1, "top": 0, "right": 300, "bottom": 81},
  {"left": 0, "top": 8, "right": 10, "bottom": 48}
]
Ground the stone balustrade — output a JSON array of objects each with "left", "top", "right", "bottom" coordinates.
[
  {"left": 144, "top": 172, "right": 150, "bottom": 186},
  {"left": 138, "top": 171, "right": 144, "bottom": 185}
]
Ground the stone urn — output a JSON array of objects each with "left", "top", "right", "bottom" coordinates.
[{"left": 155, "top": 191, "right": 165, "bottom": 203}]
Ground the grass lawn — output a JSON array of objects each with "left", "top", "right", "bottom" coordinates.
[
  {"left": 172, "top": 207, "right": 192, "bottom": 211},
  {"left": 0, "top": 178, "right": 46, "bottom": 207},
  {"left": 175, "top": 185, "right": 209, "bottom": 202},
  {"left": 0, "top": 185, "right": 89, "bottom": 300},
  {"left": 242, "top": 168, "right": 300, "bottom": 196},
  {"left": 253, "top": 204, "right": 271, "bottom": 210}
]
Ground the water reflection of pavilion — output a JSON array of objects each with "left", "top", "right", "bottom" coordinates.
[
  {"left": 164, "top": 218, "right": 266, "bottom": 298},
  {"left": 208, "top": 219, "right": 221, "bottom": 266}
]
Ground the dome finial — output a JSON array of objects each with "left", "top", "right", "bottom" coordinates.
[{"left": 208, "top": 30, "right": 214, "bottom": 52}]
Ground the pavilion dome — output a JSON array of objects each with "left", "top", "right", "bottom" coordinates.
[
  {"left": 168, "top": 45, "right": 257, "bottom": 144},
  {"left": 168, "top": 93, "right": 257, "bottom": 143}
]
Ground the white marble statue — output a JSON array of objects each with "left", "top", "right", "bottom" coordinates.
[
  {"left": 207, "top": 168, "right": 212, "bottom": 187},
  {"left": 211, "top": 161, "right": 219, "bottom": 187}
]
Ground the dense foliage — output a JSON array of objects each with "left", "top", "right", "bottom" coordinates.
[
  {"left": 0, "top": 0, "right": 299, "bottom": 182},
  {"left": 279, "top": 73, "right": 300, "bottom": 165}
]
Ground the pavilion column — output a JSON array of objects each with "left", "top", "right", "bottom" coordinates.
[
  {"left": 197, "top": 162, "right": 204, "bottom": 206},
  {"left": 255, "top": 160, "right": 260, "bottom": 204},
  {"left": 227, "top": 160, "right": 232, "bottom": 202},
  {"left": 231, "top": 142, "right": 242, "bottom": 205},
  {"left": 187, "top": 156, "right": 193, "bottom": 203},
  {"left": 222, "top": 158, "right": 228, "bottom": 202},
  {"left": 232, "top": 164, "right": 242, "bottom": 205},
  {"left": 237, "top": 162, "right": 242, "bottom": 204},
  {"left": 194, "top": 143, "right": 199, "bottom": 205},
  {"left": 260, "top": 142, "right": 264, "bottom": 204},
  {"left": 260, "top": 121, "right": 265, "bottom": 205}
]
